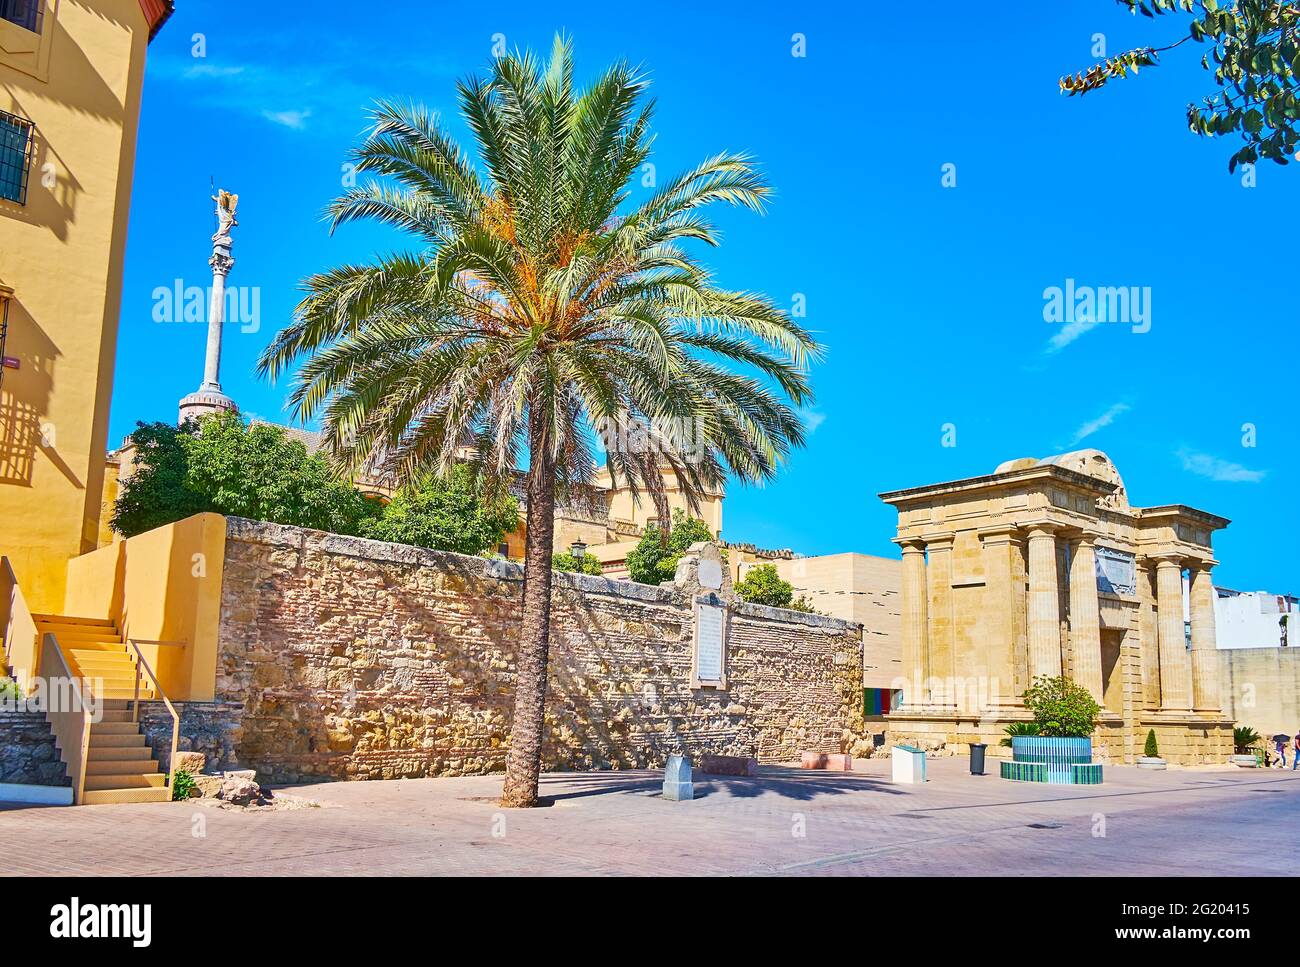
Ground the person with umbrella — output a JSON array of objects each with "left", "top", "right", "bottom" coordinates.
[{"left": 1273, "top": 733, "right": 1289, "bottom": 768}]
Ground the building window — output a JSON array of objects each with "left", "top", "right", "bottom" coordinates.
[
  {"left": 1, "top": 0, "right": 44, "bottom": 33},
  {"left": 1, "top": 110, "right": 34, "bottom": 205}
]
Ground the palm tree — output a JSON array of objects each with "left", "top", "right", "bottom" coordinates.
[{"left": 258, "top": 36, "right": 820, "bottom": 807}]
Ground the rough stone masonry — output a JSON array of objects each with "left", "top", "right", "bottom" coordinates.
[{"left": 146, "top": 518, "right": 867, "bottom": 784}]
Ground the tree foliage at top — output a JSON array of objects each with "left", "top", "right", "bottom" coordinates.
[
  {"left": 625, "top": 509, "right": 717, "bottom": 585},
  {"left": 360, "top": 465, "right": 519, "bottom": 554},
  {"left": 111, "top": 414, "right": 518, "bottom": 556},
  {"left": 1022, "top": 675, "right": 1103, "bottom": 738},
  {"left": 111, "top": 413, "right": 378, "bottom": 538},
  {"left": 551, "top": 550, "right": 604, "bottom": 575},
  {"left": 1060, "top": 1, "right": 1300, "bottom": 170},
  {"left": 733, "top": 562, "right": 818, "bottom": 613}
]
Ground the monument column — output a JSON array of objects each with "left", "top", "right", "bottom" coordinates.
[
  {"left": 1189, "top": 561, "right": 1222, "bottom": 713},
  {"left": 896, "top": 538, "right": 930, "bottom": 709},
  {"left": 925, "top": 532, "right": 957, "bottom": 709},
  {"left": 1136, "top": 557, "right": 1161, "bottom": 710},
  {"left": 1155, "top": 556, "right": 1192, "bottom": 711},
  {"left": 1026, "top": 524, "right": 1063, "bottom": 681},
  {"left": 179, "top": 189, "right": 240, "bottom": 424},
  {"left": 1067, "top": 530, "right": 1104, "bottom": 703},
  {"left": 979, "top": 525, "right": 1025, "bottom": 708}
]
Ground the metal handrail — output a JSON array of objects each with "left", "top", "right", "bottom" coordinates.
[
  {"left": 38, "top": 632, "right": 93, "bottom": 805},
  {"left": 127, "top": 640, "right": 181, "bottom": 788}
]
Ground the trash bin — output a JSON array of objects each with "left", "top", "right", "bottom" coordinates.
[{"left": 969, "top": 743, "right": 987, "bottom": 776}]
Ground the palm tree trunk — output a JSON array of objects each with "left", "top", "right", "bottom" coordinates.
[{"left": 500, "top": 435, "right": 557, "bottom": 807}]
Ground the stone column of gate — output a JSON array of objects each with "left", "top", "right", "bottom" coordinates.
[
  {"left": 1189, "top": 561, "right": 1221, "bottom": 713},
  {"left": 1135, "top": 557, "right": 1162, "bottom": 711},
  {"left": 896, "top": 537, "right": 930, "bottom": 709},
  {"left": 1155, "top": 556, "right": 1192, "bottom": 711},
  {"left": 1067, "top": 530, "right": 1104, "bottom": 703},
  {"left": 1026, "top": 525, "right": 1063, "bottom": 681},
  {"left": 979, "top": 525, "right": 1025, "bottom": 709},
  {"left": 925, "top": 532, "right": 957, "bottom": 710}
]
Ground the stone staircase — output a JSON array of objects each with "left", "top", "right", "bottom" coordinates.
[{"left": 32, "top": 615, "right": 170, "bottom": 805}]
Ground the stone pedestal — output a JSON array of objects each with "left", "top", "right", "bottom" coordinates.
[{"left": 662, "top": 754, "right": 693, "bottom": 801}]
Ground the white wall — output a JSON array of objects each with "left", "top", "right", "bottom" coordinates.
[{"left": 1185, "top": 579, "right": 1299, "bottom": 649}]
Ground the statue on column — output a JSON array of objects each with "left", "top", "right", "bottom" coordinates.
[
  {"left": 212, "top": 190, "right": 239, "bottom": 246},
  {"left": 178, "top": 187, "right": 241, "bottom": 424}
]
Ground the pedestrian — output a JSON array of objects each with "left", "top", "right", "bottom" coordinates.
[
  {"left": 1275, "top": 734, "right": 1287, "bottom": 768},
  {"left": 1294, "top": 729, "right": 1300, "bottom": 770}
]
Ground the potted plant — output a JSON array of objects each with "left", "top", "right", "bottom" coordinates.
[
  {"left": 999, "top": 721, "right": 1040, "bottom": 747},
  {"left": 1014, "top": 675, "right": 1102, "bottom": 764},
  {"left": 1231, "top": 726, "right": 1262, "bottom": 768},
  {"left": 1136, "top": 729, "right": 1167, "bottom": 770}
]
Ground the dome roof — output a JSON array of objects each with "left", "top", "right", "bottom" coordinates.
[{"left": 1036, "top": 450, "right": 1129, "bottom": 510}]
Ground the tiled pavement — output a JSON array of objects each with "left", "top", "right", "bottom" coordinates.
[{"left": 2, "top": 758, "right": 1297, "bottom": 876}]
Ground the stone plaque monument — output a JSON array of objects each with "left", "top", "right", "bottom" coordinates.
[{"left": 694, "top": 600, "right": 727, "bottom": 687}]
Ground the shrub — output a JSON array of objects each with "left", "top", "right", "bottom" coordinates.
[
  {"left": 112, "top": 413, "right": 379, "bottom": 538},
  {"left": 1144, "top": 729, "right": 1160, "bottom": 759},
  {"left": 735, "top": 564, "right": 794, "bottom": 607},
  {"left": 552, "top": 551, "right": 603, "bottom": 576},
  {"left": 999, "top": 721, "right": 1040, "bottom": 747},
  {"left": 0, "top": 677, "right": 23, "bottom": 704},
  {"left": 360, "top": 466, "right": 519, "bottom": 555},
  {"left": 1021, "top": 675, "right": 1101, "bottom": 738},
  {"left": 171, "top": 768, "right": 196, "bottom": 801},
  {"left": 625, "top": 509, "right": 717, "bottom": 585}
]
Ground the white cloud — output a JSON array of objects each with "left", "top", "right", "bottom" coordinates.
[
  {"left": 1177, "top": 448, "right": 1266, "bottom": 483},
  {"left": 1072, "top": 402, "right": 1129, "bottom": 444},
  {"left": 1046, "top": 317, "right": 1099, "bottom": 354},
  {"left": 804, "top": 411, "right": 827, "bottom": 433},
  {"left": 182, "top": 64, "right": 247, "bottom": 79},
  {"left": 261, "top": 109, "right": 312, "bottom": 130}
]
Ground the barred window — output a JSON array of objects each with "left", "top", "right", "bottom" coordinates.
[
  {"left": 1, "top": 0, "right": 44, "bottom": 33},
  {"left": 1, "top": 110, "right": 34, "bottom": 205}
]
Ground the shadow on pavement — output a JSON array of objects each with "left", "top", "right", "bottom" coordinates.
[{"left": 539, "top": 766, "right": 907, "bottom": 803}]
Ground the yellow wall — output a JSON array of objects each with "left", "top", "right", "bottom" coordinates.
[
  {"left": 593, "top": 466, "right": 724, "bottom": 540},
  {"left": 64, "top": 513, "right": 226, "bottom": 700},
  {"left": 0, "top": 1, "right": 153, "bottom": 612}
]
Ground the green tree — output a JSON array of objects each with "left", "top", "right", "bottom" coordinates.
[
  {"left": 112, "top": 413, "right": 378, "bottom": 538},
  {"left": 551, "top": 551, "right": 604, "bottom": 575},
  {"left": 1144, "top": 728, "right": 1161, "bottom": 758},
  {"left": 361, "top": 466, "right": 519, "bottom": 554},
  {"left": 1060, "top": 1, "right": 1300, "bottom": 171},
  {"left": 1022, "top": 675, "right": 1103, "bottom": 738},
  {"left": 733, "top": 563, "right": 820, "bottom": 613},
  {"left": 626, "top": 510, "right": 719, "bottom": 585},
  {"left": 734, "top": 563, "right": 794, "bottom": 607},
  {"left": 110, "top": 421, "right": 211, "bottom": 536},
  {"left": 256, "top": 39, "right": 817, "bottom": 806}
]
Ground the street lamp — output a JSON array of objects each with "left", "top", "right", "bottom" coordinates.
[{"left": 570, "top": 541, "right": 587, "bottom": 560}]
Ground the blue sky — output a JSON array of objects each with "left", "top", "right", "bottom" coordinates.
[{"left": 112, "top": 0, "right": 1297, "bottom": 592}]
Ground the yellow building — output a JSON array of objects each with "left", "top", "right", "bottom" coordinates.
[{"left": 1, "top": 0, "right": 172, "bottom": 612}]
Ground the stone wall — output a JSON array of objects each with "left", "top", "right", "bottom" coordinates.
[
  {"left": 1220, "top": 647, "right": 1300, "bottom": 738},
  {"left": 175, "top": 518, "right": 865, "bottom": 783},
  {"left": 139, "top": 700, "right": 244, "bottom": 774},
  {"left": 0, "top": 707, "right": 69, "bottom": 787}
]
